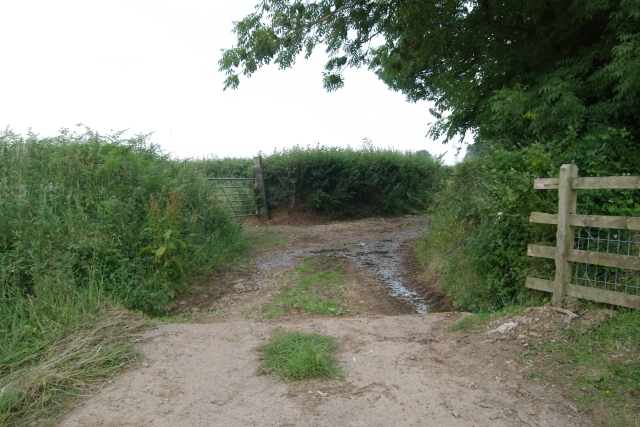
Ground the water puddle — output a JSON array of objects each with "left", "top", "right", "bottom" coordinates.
[
  {"left": 336, "top": 229, "right": 429, "bottom": 314},
  {"left": 256, "top": 228, "right": 431, "bottom": 313}
]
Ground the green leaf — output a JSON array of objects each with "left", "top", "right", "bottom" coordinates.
[{"left": 155, "top": 246, "right": 167, "bottom": 258}]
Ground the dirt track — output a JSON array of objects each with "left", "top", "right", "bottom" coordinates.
[{"left": 58, "top": 216, "right": 595, "bottom": 427}]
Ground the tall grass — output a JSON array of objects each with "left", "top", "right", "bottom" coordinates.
[{"left": 0, "top": 128, "right": 246, "bottom": 425}]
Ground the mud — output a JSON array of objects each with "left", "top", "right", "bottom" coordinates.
[{"left": 57, "top": 216, "right": 597, "bottom": 427}]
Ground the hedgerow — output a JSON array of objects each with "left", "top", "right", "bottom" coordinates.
[{"left": 199, "top": 144, "right": 445, "bottom": 217}]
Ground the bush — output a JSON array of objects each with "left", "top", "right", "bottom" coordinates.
[
  {"left": 0, "top": 128, "right": 246, "bottom": 316},
  {"left": 197, "top": 145, "right": 445, "bottom": 218},
  {"left": 416, "top": 145, "right": 559, "bottom": 310}
]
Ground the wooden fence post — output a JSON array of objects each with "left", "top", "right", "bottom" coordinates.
[
  {"left": 253, "top": 156, "right": 270, "bottom": 221},
  {"left": 553, "top": 164, "right": 578, "bottom": 306}
]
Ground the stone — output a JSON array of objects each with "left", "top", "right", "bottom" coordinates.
[{"left": 490, "top": 322, "right": 517, "bottom": 334}]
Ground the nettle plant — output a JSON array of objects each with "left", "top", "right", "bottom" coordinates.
[{"left": 141, "top": 189, "right": 187, "bottom": 277}]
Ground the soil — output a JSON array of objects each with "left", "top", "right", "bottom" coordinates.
[{"left": 58, "top": 215, "right": 598, "bottom": 427}]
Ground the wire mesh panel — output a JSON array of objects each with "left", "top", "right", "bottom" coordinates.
[{"left": 573, "top": 227, "right": 640, "bottom": 296}]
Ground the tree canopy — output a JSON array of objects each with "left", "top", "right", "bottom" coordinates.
[{"left": 220, "top": 0, "right": 640, "bottom": 170}]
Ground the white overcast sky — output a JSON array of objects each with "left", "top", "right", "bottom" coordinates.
[{"left": 1, "top": 0, "right": 465, "bottom": 163}]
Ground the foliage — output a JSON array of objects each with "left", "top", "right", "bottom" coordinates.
[
  {"left": 0, "top": 129, "right": 246, "bottom": 425},
  {"left": 140, "top": 190, "right": 188, "bottom": 276},
  {"left": 221, "top": 0, "right": 640, "bottom": 148},
  {"left": 0, "top": 128, "right": 243, "bottom": 316},
  {"left": 418, "top": 140, "right": 640, "bottom": 310},
  {"left": 223, "top": 1, "right": 640, "bottom": 306},
  {"left": 193, "top": 145, "right": 444, "bottom": 217},
  {"left": 258, "top": 330, "right": 343, "bottom": 381},
  {"left": 416, "top": 145, "right": 559, "bottom": 310},
  {"left": 192, "top": 156, "right": 255, "bottom": 179},
  {"left": 262, "top": 144, "right": 443, "bottom": 216}
]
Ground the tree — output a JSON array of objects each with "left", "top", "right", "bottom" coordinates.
[{"left": 220, "top": 0, "right": 640, "bottom": 170}]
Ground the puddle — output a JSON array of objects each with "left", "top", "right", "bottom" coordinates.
[
  {"left": 336, "top": 229, "right": 430, "bottom": 314},
  {"left": 256, "top": 228, "right": 434, "bottom": 314}
]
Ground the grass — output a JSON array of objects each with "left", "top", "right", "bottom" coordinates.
[
  {"left": 527, "top": 309, "right": 640, "bottom": 427},
  {"left": 258, "top": 331, "right": 343, "bottom": 381},
  {"left": 0, "top": 305, "right": 143, "bottom": 427},
  {"left": 449, "top": 303, "right": 640, "bottom": 427},
  {"left": 262, "top": 256, "right": 348, "bottom": 318},
  {"left": 447, "top": 305, "right": 525, "bottom": 332},
  {"left": 243, "top": 228, "right": 284, "bottom": 247},
  {"left": 446, "top": 313, "right": 493, "bottom": 332}
]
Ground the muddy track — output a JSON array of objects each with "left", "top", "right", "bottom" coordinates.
[{"left": 58, "top": 217, "right": 595, "bottom": 427}]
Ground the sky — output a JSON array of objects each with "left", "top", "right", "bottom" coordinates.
[{"left": 1, "top": 0, "right": 466, "bottom": 163}]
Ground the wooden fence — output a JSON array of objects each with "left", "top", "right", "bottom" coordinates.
[{"left": 526, "top": 164, "right": 640, "bottom": 309}]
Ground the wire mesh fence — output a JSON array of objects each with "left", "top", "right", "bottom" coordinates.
[{"left": 573, "top": 227, "right": 640, "bottom": 295}]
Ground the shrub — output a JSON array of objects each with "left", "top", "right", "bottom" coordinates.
[
  {"left": 0, "top": 128, "right": 245, "bottom": 317},
  {"left": 197, "top": 145, "right": 445, "bottom": 217}
]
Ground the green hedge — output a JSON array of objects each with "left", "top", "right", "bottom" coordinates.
[
  {"left": 198, "top": 145, "right": 445, "bottom": 217},
  {"left": 0, "top": 129, "right": 245, "bottom": 318}
]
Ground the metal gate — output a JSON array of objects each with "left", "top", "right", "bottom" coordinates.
[
  {"left": 206, "top": 157, "right": 270, "bottom": 220},
  {"left": 207, "top": 177, "right": 257, "bottom": 218}
]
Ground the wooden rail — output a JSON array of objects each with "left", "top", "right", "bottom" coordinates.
[{"left": 527, "top": 164, "right": 640, "bottom": 309}]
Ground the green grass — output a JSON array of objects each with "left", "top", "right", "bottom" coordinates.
[
  {"left": 446, "top": 313, "right": 493, "bottom": 332},
  {"left": 529, "top": 309, "right": 640, "bottom": 427},
  {"left": 258, "top": 331, "right": 343, "bottom": 381},
  {"left": 262, "top": 256, "right": 347, "bottom": 318}
]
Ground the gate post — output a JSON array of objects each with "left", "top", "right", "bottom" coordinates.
[
  {"left": 553, "top": 164, "right": 578, "bottom": 306},
  {"left": 253, "top": 156, "right": 270, "bottom": 221}
]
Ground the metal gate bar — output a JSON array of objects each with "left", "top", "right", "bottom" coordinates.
[{"left": 204, "top": 157, "right": 270, "bottom": 221}]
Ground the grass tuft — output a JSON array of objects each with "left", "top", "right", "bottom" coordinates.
[
  {"left": 447, "top": 305, "right": 525, "bottom": 332},
  {"left": 258, "top": 331, "right": 343, "bottom": 381}
]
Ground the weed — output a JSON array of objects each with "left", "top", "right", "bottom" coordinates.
[
  {"left": 258, "top": 331, "right": 343, "bottom": 381},
  {"left": 447, "top": 305, "right": 525, "bottom": 332},
  {"left": 0, "top": 306, "right": 143, "bottom": 427}
]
